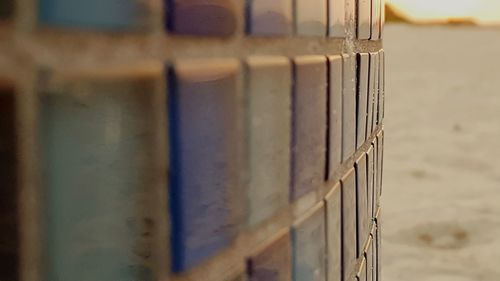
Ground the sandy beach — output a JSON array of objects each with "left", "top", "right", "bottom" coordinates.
[{"left": 382, "top": 24, "right": 500, "bottom": 280}]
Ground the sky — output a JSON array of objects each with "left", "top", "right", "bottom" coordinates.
[{"left": 387, "top": 0, "right": 500, "bottom": 24}]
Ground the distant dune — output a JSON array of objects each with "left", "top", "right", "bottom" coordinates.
[
  {"left": 385, "top": 3, "right": 411, "bottom": 23},
  {"left": 385, "top": 3, "right": 478, "bottom": 26}
]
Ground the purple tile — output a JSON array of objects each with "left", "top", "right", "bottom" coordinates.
[
  {"left": 168, "top": 0, "right": 237, "bottom": 36},
  {"left": 295, "top": 0, "right": 327, "bottom": 36},
  {"left": 247, "top": 231, "right": 292, "bottom": 281},
  {"left": 325, "top": 183, "right": 341, "bottom": 281},
  {"left": 328, "top": 55, "right": 343, "bottom": 179},
  {"left": 357, "top": 53, "right": 369, "bottom": 149},
  {"left": 329, "top": 0, "right": 345, "bottom": 37},
  {"left": 291, "top": 56, "right": 327, "bottom": 200},
  {"left": 168, "top": 59, "right": 244, "bottom": 271},
  {"left": 0, "top": 83, "right": 18, "bottom": 281},
  {"left": 355, "top": 154, "right": 368, "bottom": 258},
  {"left": 247, "top": 0, "right": 293, "bottom": 36},
  {"left": 341, "top": 168, "right": 356, "bottom": 281},
  {"left": 246, "top": 57, "right": 292, "bottom": 226},
  {"left": 357, "top": 0, "right": 371, "bottom": 39},
  {"left": 292, "top": 203, "right": 326, "bottom": 281},
  {"left": 342, "top": 54, "right": 357, "bottom": 161}
]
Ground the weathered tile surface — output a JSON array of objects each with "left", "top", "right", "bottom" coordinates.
[
  {"left": 291, "top": 56, "right": 327, "bottom": 200},
  {"left": 329, "top": 0, "right": 345, "bottom": 37},
  {"left": 325, "top": 183, "right": 342, "bottom": 281},
  {"left": 328, "top": 55, "right": 343, "bottom": 178},
  {"left": 41, "top": 78, "right": 157, "bottom": 281},
  {"left": 341, "top": 168, "right": 357, "bottom": 281},
  {"left": 247, "top": 0, "right": 293, "bottom": 35},
  {"left": 39, "top": 0, "right": 150, "bottom": 30},
  {"left": 355, "top": 154, "right": 368, "bottom": 257},
  {"left": 357, "top": 53, "right": 369, "bottom": 149},
  {"left": 357, "top": 0, "right": 371, "bottom": 39},
  {"left": 246, "top": 56, "right": 291, "bottom": 225},
  {"left": 247, "top": 231, "right": 292, "bottom": 281},
  {"left": 168, "top": 0, "right": 238, "bottom": 36},
  {"left": 342, "top": 54, "right": 357, "bottom": 161},
  {"left": 295, "top": 0, "right": 327, "bottom": 36},
  {"left": 292, "top": 203, "right": 326, "bottom": 281},
  {"left": 169, "top": 59, "right": 244, "bottom": 271}
]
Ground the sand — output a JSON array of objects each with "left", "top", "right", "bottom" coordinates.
[{"left": 382, "top": 24, "right": 500, "bottom": 281}]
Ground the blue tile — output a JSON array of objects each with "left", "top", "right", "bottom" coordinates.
[
  {"left": 328, "top": 0, "right": 345, "bottom": 37},
  {"left": 295, "top": 0, "right": 327, "bottom": 36},
  {"left": 168, "top": 59, "right": 244, "bottom": 271},
  {"left": 328, "top": 55, "right": 343, "bottom": 179},
  {"left": 357, "top": 53, "right": 369, "bottom": 149},
  {"left": 247, "top": 230, "right": 292, "bottom": 281},
  {"left": 342, "top": 54, "right": 356, "bottom": 161},
  {"left": 39, "top": 0, "right": 149, "bottom": 30},
  {"left": 40, "top": 78, "right": 156, "bottom": 281},
  {"left": 247, "top": 0, "right": 293, "bottom": 36},
  {"left": 292, "top": 203, "right": 326, "bottom": 281},
  {"left": 325, "top": 183, "right": 341, "bottom": 281},
  {"left": 357, "top": 0, "right": 371, "bottom": 39},
  {"left": 0, "top": 85, "right": 18, "bottom": 281},
  {"left": 246, "top": 57, "right": 291, "bottom": 225},
  {"left": 341, "top": 168, "right": 356, "bottom": 281},
  {"left": 291, "top": 56, "right": 327, "bottom": 200},
  {"left": 168, "top": 0, "right": 237, "bottom": 36}
]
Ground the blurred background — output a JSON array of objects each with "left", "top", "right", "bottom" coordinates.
[{"left": 383, "top": 1, "right": 500, "bottom": 280}]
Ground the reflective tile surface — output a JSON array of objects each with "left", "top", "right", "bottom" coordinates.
[
  {"left": 325, "top": 183, "right": 342, "bottom": 281},
  {"left": 295, "top": 0, "right": 327, "bottom": 36},
  {"left": 246, "top": 56, "right": 291, "bottom": 225},
  {"left": 169, "top": 59, "right": 244, "bottom": 271},
  {"left": 168, "top": 0, "right": 238, "bottom": 36},
  {"left": 292, "top": 203, "right": 326, "bottom": 281},
  {"left": 342, "top": 54, "right": 356, "bottom": 161},
  {"left": 41, "top": 78, "right": 156, "bottom": 281},
  {"left": 341, "top": 168, "right": 357, "bottom": 281},
  {"left": 357, "top": 0, "right": 371, "bottom": 39},
  {"left": 328, "top": 55, "right": 343, "bottom": 179},
  {"left": 357, "top": 53, "right": 369, "bottom": 149},
  {"left": 329, "top": 0, "right": 345, "bottom": 37},
  {"left": 291, "top": 56, "right": 327, "bottom": 199},
  {"left": 247, "top": 231, "right": 292, "bottom": 281},
  {"left": 247, "top": 0, "right": 293, "bottom": 35},
  {"left": 355, "top": 154, "right": 368, "bottom": 257},
  {"left": 39, "top": 0, "right": 149, "bottom": 30}
]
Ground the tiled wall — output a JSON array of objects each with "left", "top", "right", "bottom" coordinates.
[{"left": 0, "top": 0, "right": 385, "bottom": 280}]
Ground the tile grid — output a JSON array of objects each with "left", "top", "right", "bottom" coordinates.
[{"left": 0, "top": 0, "right": 385, "bottom": 281}]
